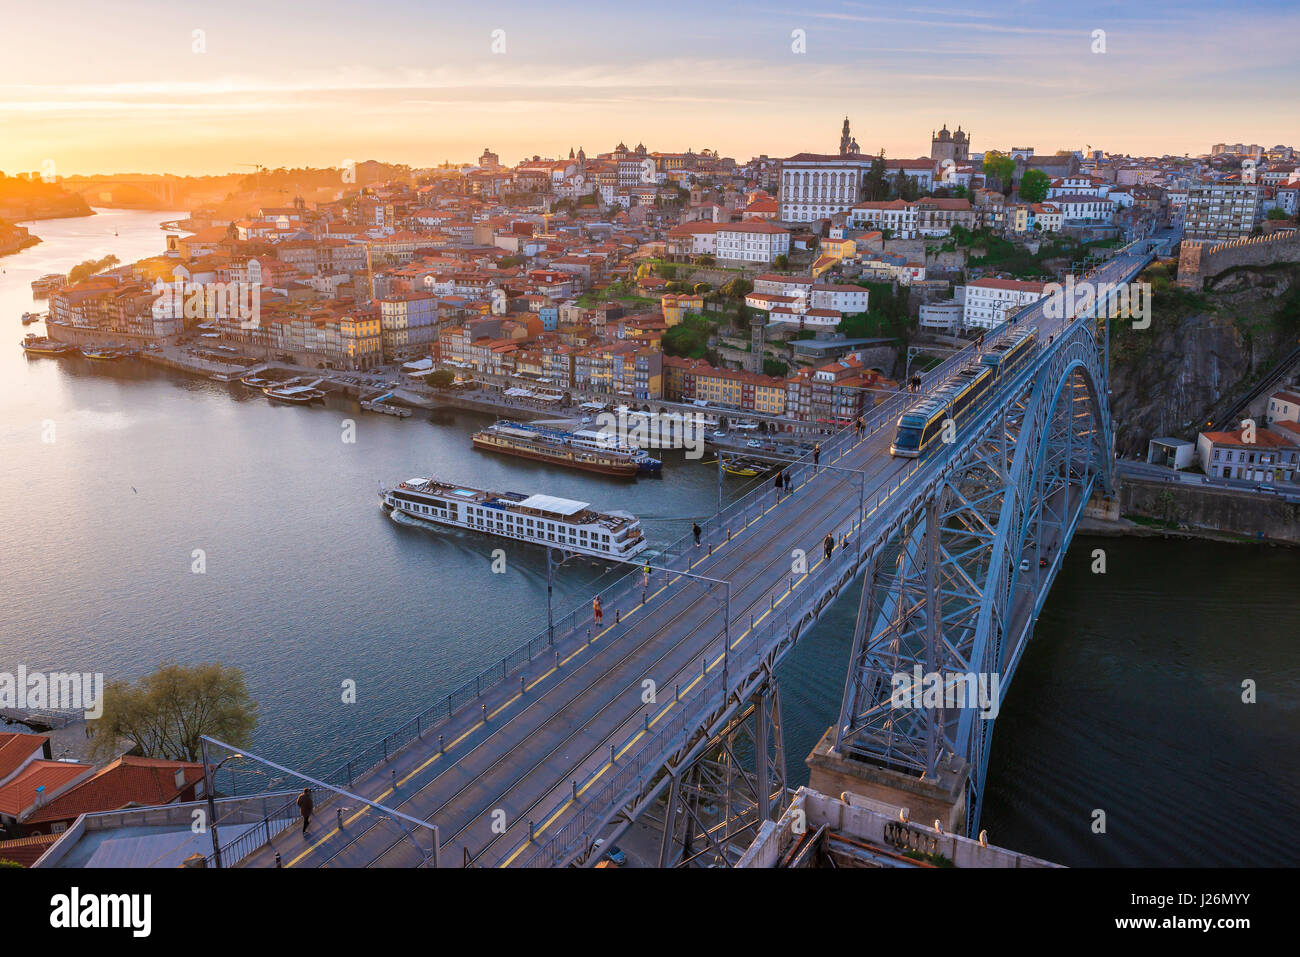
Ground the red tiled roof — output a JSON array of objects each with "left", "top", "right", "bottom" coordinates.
[
  {"left": 0, "top": 761, "right": 92, "bottom": 818},
  {"left": 0, "top": 732, "right": 47, "bottom": 783},
  {"left": 0, "top": 833, "right": 60, "bottom": 867},
  {"left": 23, "top": 756, "right": 204, "bottom": 824}
]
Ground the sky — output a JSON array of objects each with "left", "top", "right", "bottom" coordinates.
[{"left": 1, "top": 0, "right": 1297, "bottom": 177}]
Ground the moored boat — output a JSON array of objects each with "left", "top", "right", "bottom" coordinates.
[
  {"left": 83, "top": 347, "right": 127, "bottom": 361},
  {"left": 264, "top": 383, "right": 325, "bottom": 404},
  {"left": 20, "top": 334, "right": 74, "bottom": 357},
  {"left": 472, "top": 420, "right": 641, "bottom": 477}
]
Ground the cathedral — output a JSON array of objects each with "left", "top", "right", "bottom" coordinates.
[{"left": 931, "top": 124, "right": 970, "bottom": 164}]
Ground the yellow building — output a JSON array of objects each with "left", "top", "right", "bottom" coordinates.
[
  {"left": 661, "top": 292, "right": 705, "bottom": 327},
  {"left": 819, "top": 237, "right": 856, "bottom": 262},
  {"left": 340, "top": 309, "right": 383, "bottom": 369}
]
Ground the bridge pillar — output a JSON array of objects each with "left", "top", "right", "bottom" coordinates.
[{"left": 806, "top": 727, "right": 969, "bottom": 833}]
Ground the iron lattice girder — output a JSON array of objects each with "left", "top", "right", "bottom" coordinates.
[{"left": 835, "top": 316, "right": 1113, "bottom": 830}]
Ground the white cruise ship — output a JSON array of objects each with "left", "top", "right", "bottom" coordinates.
[{"left": 379, "top": 478, "right": 647, "bottom": 560}]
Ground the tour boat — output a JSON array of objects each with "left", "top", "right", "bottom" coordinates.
[
  {"left": 263, "top": 383, "right": 325, "bottom": 405},
  {"left": 83, "top": 347, "right": 127, "bottom": 361},
  {"left": 380, "top": 478, "right": 646, "bottom": 560},
  {"left": 472, "top": 421, "right": 643, "bottom": 477}
]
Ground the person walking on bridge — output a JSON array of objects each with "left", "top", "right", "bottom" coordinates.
[
  {"left": 774, "top": 472, "right": 783, "bottom": 503},
  {"left": 823, "top": 533, "right": 835, "bottom": 563},
  {"left": 592, "top": 595, "right": 603, "bottom": 627},
  {"left": 855, "top": 415, "right": 864, "bottom": 439},
  {"left": 693, "top": 522, "right": 702, "bottom": 547},
  {"left": 296, "top": 787, "right": 314, "bottom": 836},
  {"left": 812, "top": 443, "right": 821, "bottom": 472},
  {"left": 783, "top": 470, "right": 792, "bottom": 494}
]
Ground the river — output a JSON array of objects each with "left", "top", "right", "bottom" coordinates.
[{"left": 1, "top": 209, "right": 1295, "bottom": 866}]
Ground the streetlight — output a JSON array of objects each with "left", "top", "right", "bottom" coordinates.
[{"left": 200, "top": 742, "right": 243, "bottom": 868}]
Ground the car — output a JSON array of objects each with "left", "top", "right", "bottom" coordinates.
[
  {"left": 712, "top": 430, "right": 728, "bottom": 438},
  {"left": 1039, "top": 557, "right": 1048, "bottom": 568},
  {"left": 1019, "top": 559, "right": 1030, "bottom": 573},
  {"left": 746, "top": 439, "right": 764, "bottom": 448},
  {"left": 592, "top": 839, "right": 627, "bottom": 866}
]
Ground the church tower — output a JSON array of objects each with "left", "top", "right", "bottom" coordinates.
[{"left": 839, "top": 117, "right": 859, "bottom": 156}]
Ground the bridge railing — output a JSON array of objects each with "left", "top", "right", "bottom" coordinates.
[{"left": 515, "top": 460, "right": 927, "bottom": 868}]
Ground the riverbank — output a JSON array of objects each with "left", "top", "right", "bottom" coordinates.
[{"left": 1077, "top": 513, "right": 1293, "bottom": 546}]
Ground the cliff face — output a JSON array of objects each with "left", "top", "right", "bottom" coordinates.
[{"left": 1108, "top": 261, "right": 1299, "bottom": 456}]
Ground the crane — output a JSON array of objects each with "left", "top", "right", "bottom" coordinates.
[{"left": 237, "top": 163, "right": 266, "bottom": 191}]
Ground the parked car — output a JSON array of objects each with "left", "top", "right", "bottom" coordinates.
[
  {"left": 592, "top": 839, "right": 627, "bottom": 866},
  {"left": 712, "top": 430, "right": 728, "bottom": 438},
  {"left": 746, "top": 439, "right": 764, "bottom": 449}
]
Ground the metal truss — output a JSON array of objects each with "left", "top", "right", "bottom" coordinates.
[{"left": 833, "top": 315, "right": 1113, "bottom": 835}]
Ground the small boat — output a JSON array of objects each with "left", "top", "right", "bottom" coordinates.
[
  {"left": 20, "top": 312, "right": 42, "bottom": 325},
  {"left": 20, "top": 334, "right": 74, "bottom": 357},
  {"left": 240, "top": 374, "right": 274, "bottom": 391},
  {"left": 264, "top": 383, "right": 325, "bottom": 404},
  {"left": 83, "top": 347, "right": 127, "bottom": 361}
]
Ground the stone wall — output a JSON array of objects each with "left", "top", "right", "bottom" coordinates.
[
  {"left": 1176, "top": 232, "right": 1300, "bottom": 289},
  {"left": 1120, "top": 475, "right": 1300, "bottom": 544}
]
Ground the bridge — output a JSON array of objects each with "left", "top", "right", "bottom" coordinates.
[{"left": 203, "top": 243, "right": 1154, "bottom": 867}]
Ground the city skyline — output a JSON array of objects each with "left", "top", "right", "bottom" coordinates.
[{"left": 3, "top": 0, "right": 1298, "bottom": 176}]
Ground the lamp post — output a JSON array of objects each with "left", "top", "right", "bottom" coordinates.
[{"left": 200, "top": 742, "right": 243, "bottom": 869}]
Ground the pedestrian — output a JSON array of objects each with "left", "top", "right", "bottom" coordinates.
[
  {"left": 774, "top": 472, "right": 783, "bottom": 502},
  {"left": 783, "top": 470, "right": 791, "bottom": 493},
  {"left": 855, "top": 415, "right": 864, "bottom": 439},
  {"left": 296, "top": 787, "right": 314, "bottom": 836},
  {"left": 592, "top": 595, "right": 603, "bottom": 626},
  {"left": 813, "top": 443, "right": 821, "bottom": 471},
  {"left": 823, "top": 533, "right": 834, "bottom": 562},
  {"left": 692, "top": 522, "right": 702, "bottom": 547},
  {"left": 642, "top": 562, "right": 651, "bottom": 588}
]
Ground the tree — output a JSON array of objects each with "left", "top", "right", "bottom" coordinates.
[
  {"left": 428, "top": 369, "right": 457, "bottom": 388},
  {"left": 865, "top": 150, "right": 888, "bottom": 202},
  {"left": 67, "top": 255, "right": 120, "bottom": 284},
  {"left": 773, "top": 254, "right": 789, "bottom": 271},
  {"left": 1019, "top": 168, "right": 1050, "bottom": 204},
  {"left": 90, "top": 661, "right": 257, "bottom": 762},
  {"left": 1266, "top": 208, "right": 1290, "bottom": 220},
  {"left": 982, "top": 151, "right": 1017, "bottom": 193},
  {"left": 662, "top": 314, "right": 716, "bottom": 359},
  {"left": 720, "top": 277, "right": 753, "bottom": 300},
  {"left": 762, "top": 358, "right": 789, "bottom": 377}
]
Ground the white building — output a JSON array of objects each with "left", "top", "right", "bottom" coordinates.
[
  {"left": 810, "top": 283, "right": 869, "bottom": 313},
  {"left": 779, "top": 154, "right": 874, "bottom": 223},
  {"left": 715, "top": 220, "right": 791, "bottom": 264},
  {"left": 848, "top": 200, "right": 917, "bottom": 238},
  {"left": 961, "top": 278, "right": 1048, "bottom": 330}
]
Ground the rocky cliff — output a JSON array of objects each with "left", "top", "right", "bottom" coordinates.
[{"left": 1108, "top": 260, "right": 1300, "bottom": 456}]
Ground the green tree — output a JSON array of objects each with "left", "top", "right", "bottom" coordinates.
[
  {"left": 865, "top": 150, "right": 888, "bottom": 202},
  {"left": 428, "top": 369, "right": 457, "bottom": 388},
  {"left": 762, "top": 358, "right": 789, "bottom": 377},
  {"left": 90, "top": 661, "right": 258, "bottom": 763},
  {"left": 720, "top": 277, "right": 754, "bottom": 300},
  {"left": 773, "top": 254, "right": 789, "bottom": 271},
  {"left": 1019, "top": 168, "right": 1050, "bottom": 204},
  {"left": 67, "top": 255, "right": 120, "bottom": 284},
  {"left": 1266, "top": 208, "right": 1290, "bottom": 220},
  {"left": 982, "top": 151, "right": 1017, "bottom": 192},
  {"left": 662, "top": 314, "right": 716, "bottom": 359}
]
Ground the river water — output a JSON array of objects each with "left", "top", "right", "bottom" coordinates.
[{"left": 2, "top": 209, "right": 1295, "bottom": 866}]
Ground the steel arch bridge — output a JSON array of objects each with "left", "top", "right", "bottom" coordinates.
[
  {"left": 218, "top": 248, "right": 1153, "bottom": 868},
  {"left": 834, "top": 309, "right": 1114, "bottom": 832}
]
